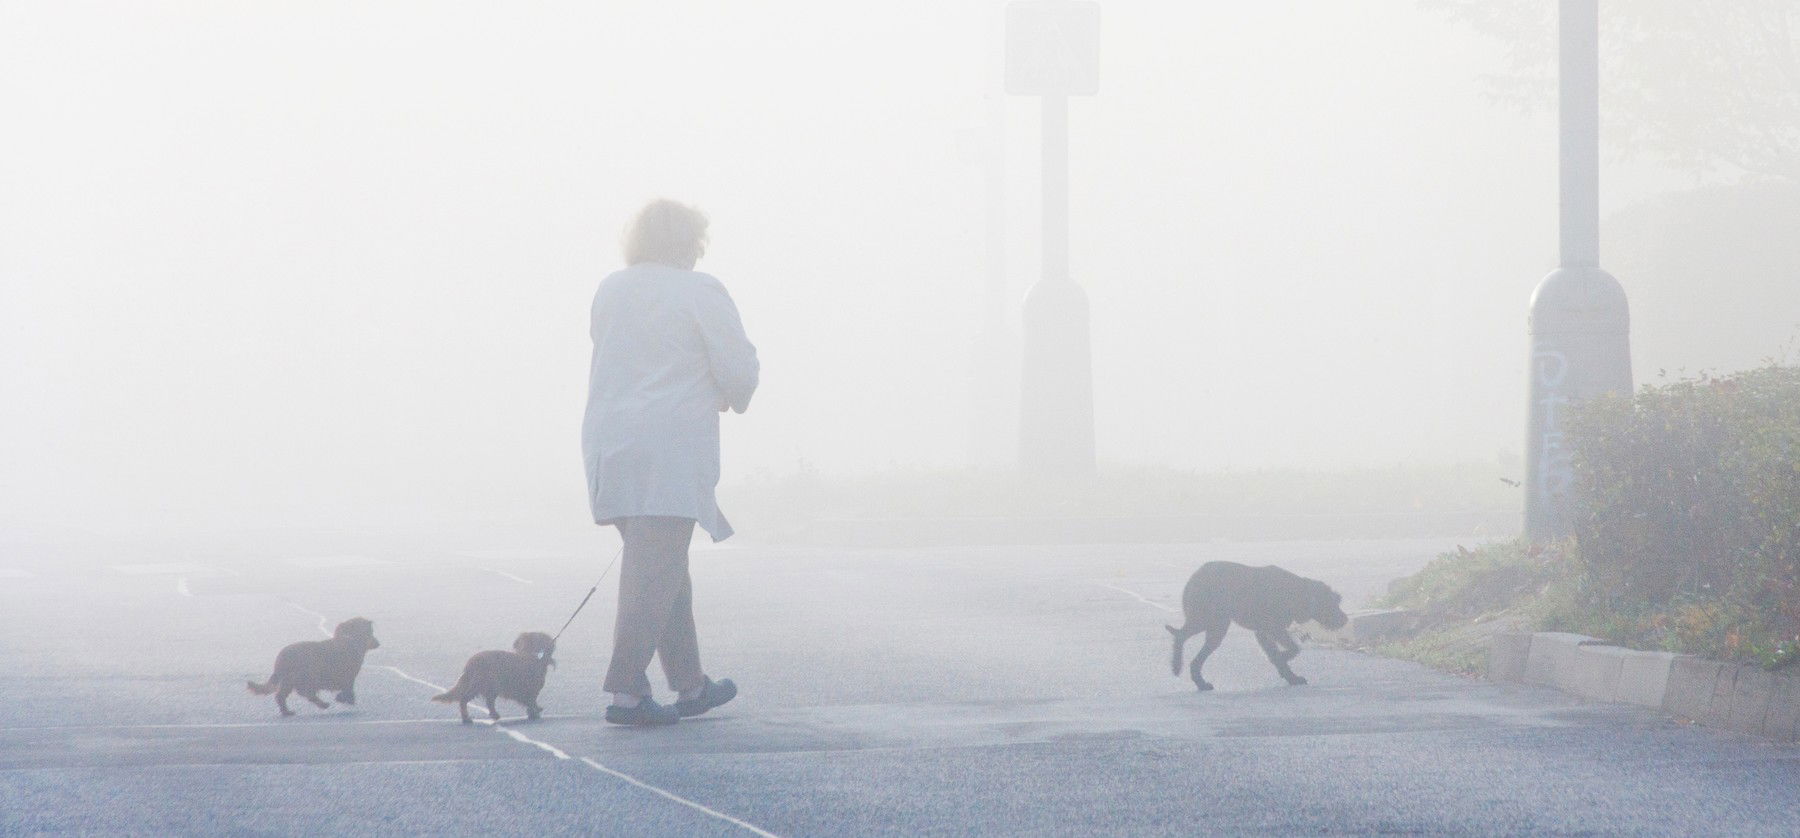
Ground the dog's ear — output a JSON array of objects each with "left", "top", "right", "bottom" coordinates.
[
  {"left": 517, "top": 632, "right": 555, "bottom": 661},
  {"left": 1309, "top": 581, "right": 1334, "bottom": 613}
]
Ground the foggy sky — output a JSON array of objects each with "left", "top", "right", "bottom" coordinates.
[{"left": 0, "top": 1, "right": 1765, "bottom": 534}]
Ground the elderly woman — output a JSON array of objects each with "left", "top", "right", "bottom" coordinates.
[{"left": 582, "top": 199, "right": 759, "bottom": 726}]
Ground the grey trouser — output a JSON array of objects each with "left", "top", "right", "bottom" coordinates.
[{"left": 603, "top": 516, "right": 706, "bottom": 697}]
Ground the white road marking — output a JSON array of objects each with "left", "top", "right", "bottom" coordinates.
[
  {"left": 285, "top": 555, "right": 386, "bottom": 569},
  {"left": 288, "top": 602, "right": 334, "bottom": 637},
  {"left": 375, "top": 665, "right": 448, "bottom": 694},
  {"left": 176, "top": 577, "right": 193, "bottom": 597},
  {"left": 479, "top": 567, "right": 533, "bottom": 584},
  {"left": 579, "top": 756, "right": 784, "bottom": 838},
  {"left": 111, "top": 562, "right": 212, "bottom": 575},
  {"left": 1095, "top": 582, "right": 1178, "bottom": 614}
]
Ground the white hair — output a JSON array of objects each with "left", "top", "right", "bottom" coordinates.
[{"left": 621, "top": 199, "right": 709, "bottom": 269}]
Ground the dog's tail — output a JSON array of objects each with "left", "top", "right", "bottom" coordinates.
[
  {"left": 246, "top": 677, "right": 278, "bottom": 695},
  {"left": 1166, "top": 625, "right": 1192, "bottom": 676},
  {"left": 431, "top": 670, "right": 472, "bottom": 704}
]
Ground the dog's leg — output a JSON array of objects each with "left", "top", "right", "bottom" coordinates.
[
  {"left": 458, "top": 700, "right": 472, "bottom": 725},
  {"left": 1256, "top": 630, "right": 1307, "bottom": 685},
  {"left": 526, "top": 700, "right": 542, "bottom": 721},
  {"left": 484, "top": 693, "right": 500, "bottom": 722},
  {"left": 300, "top": 689, "right": 331, "bottom": 709},
  {"left": 276, "top": 685, "right": 295, "bottom": 717},
  {"left": 1189, "top": 621, "right": 1228, "bottom": 691},
  {"left": 1166, "top": 625, "right": 1198, "bottom": 675},
  {"left": 1273, "top": 628, "right": 1302, "bottom": 664},
  {"left": 335, "top": 688, "right": 356, "bottom": 705}
]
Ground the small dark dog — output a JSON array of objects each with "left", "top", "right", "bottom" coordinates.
[
  {"left": 432, "top": 632, "right": 556, "bottom": 724},
  {"left": 1166, "top": 561, "right": 1348, "bottom": 691},
  {"left": 247, "top": 617, "right": 381, "bottom": 716}
]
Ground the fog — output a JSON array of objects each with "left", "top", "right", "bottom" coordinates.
[{"left": 0, "top": 1, "right": 1772, "bottom": 537}]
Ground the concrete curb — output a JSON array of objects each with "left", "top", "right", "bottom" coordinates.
[
  {"left": 1298, "top": 608, "right": 1421, "bottom": 646},
  {"left": 1489, "top": 631, "right": 1799, "bottom": 741}
]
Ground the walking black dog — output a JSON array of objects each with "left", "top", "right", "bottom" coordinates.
[{"left": 1167, "top": 562, "right": 1348, "bottom": 691}]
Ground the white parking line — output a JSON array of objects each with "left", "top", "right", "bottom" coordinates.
[
  {"left": 479, "top": 567, "right": 534, "bottom": 584},
  {"left": 288, "top": 602, "right": 333, "bottom": 637},
  {"left": 579, "top": 756, "right": 783, "bottom": 838},
  {"left": 375, "top": 665, "right": 447, "bottom": 694},
  {"left": 1095, "top": 582, "right": 1178, "bottom": 614},
  {"left": 112, "top": 563, "right": 212, "bottom": 575},
  {"left": 176, "top": 577, "right": 193, "bottom": 597},
  {"left": 286, "top": 603, "right": 782, "bottom": 838},
  {"left": 285, "top": 555, "right": 386, "bottom": 569}
]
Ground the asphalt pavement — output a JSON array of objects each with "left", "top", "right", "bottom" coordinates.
[{"left": 3, "top": 532, "right": 1797, "bottom": 836}]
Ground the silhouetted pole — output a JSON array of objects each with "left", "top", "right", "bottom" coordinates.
[
  {"left": 1012, "top": 0, "right": 1098, "bottom": 476},
  {"left": 1019, "top": 95, "right": 1095, "bottom": 476},
  {"left": 1524, "top": 0, "right": 1631, "bottom": 540},
  {"left": 970, "top": 0, "right": 1013, "bottom": 467}
]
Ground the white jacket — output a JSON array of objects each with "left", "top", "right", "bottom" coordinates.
[{"left": 581, "top": 263, "right": 759, "bottom": 541}]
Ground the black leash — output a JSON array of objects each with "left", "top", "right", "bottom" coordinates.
[{"left": 553, "top": 545, "right": 623, "bottom": 643}]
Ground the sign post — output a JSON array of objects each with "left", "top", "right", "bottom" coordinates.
[
  {"left": 1008, "top": 0, "right": 1100, "bottom": 476},
  {"left": 1524, "top": 0, "right": 1632, "bottom": 540}
]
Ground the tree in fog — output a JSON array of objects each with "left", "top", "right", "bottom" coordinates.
[
  {"left": 1430, "top": 0, "right": 1800, "bottom": 377},
  {"left": 1428, "top": 0, "right": 1800, "bottom": 181}
]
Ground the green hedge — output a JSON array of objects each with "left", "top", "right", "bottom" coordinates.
[{"left": 1567, "top": 365, "right": 1800, "bottom": 665}]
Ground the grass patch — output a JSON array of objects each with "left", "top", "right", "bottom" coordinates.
[{"left": 1374, "top": 539, "right": 1575, "bottom": 675}]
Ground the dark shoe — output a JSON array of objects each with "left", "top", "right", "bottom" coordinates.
[
  {"left": 675, "top": 677, "right": 737, "bottom": 717},
  {"left": 605, "top": 698, "right": 679, "bottom": 726}
]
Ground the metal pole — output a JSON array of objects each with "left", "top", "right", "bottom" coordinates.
[
  {"left": 1041, "top": 94, "right": 1069, "bottom": 282},
  {"left": 970, "top": 0, "right": 1012, "bottom": 467},
  {"left": 1559, "top": 0, "right": 1600, "bottom": 268}
]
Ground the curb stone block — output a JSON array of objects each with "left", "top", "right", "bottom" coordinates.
[
  {"left": 1345, "top": 609, "right": 1417, "bottom": 643},
  {"left": 1707, "top": 663, "right": 1741, "bottom": 728},
  {"left": 1299, "top": 609, "right": 1416, "bottom": 646},
  {"left": 1488, "top": 632, "right": 1532, "bottom": 682},
  {"left": 1727, "top": 666, "right": 1774, "bottom": 735},
  {"left": 1524, "top": 633, "right": 1596, "bottom": 687},
  {"left": 1615, "top": 650, "right": 1683, "bottom": 708},
  {"left": 1663, "top": 657, "right": 1729, "bottom": 724},
  {"left": 1764, "top": 671, "right": 1800, "bottom": 742},
  {"left": 1489, "top": 633, "right": 1799, "bottom": 741},
  {"left": 1567, "top": 645, "right": 1629, "bottom": 702}
]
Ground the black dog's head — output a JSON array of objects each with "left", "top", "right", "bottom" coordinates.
[
  {"left": 1308, "top": 582, "right": 1349, "bottom": 630},
  {"left": 334, "top": 617, "right": 381, "bottom": 650},
  {"left": 513, "top": 631, "right": 556, "bottom": 667}
]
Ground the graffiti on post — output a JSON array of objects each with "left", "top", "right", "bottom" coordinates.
[{"left": 1533, "top": 349, "right": 1575, "bottom": 503}]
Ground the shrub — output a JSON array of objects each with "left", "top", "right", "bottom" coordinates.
[{"left": 1566, "top": 365, "right": 1800, "bottom": 665}]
